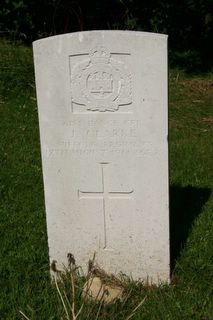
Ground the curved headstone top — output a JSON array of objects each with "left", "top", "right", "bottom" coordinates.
[
  {"left": 33, "top": 30, "right": 169, "bottom": 283},
  {"left": 33, "top": 30, "right": 168, "bottom": 44}
]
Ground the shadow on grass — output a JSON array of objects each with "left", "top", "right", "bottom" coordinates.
[{"left": 170, "top": 185, "right": 211, "bottom": 271}]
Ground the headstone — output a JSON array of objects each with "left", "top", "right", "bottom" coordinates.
[{"left": 33, "top": 31, "right": 169, "bottom": 283}]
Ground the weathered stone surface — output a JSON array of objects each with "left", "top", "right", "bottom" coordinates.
[{"left": 33, "top": 31, "right": 169, "bottom": 283}]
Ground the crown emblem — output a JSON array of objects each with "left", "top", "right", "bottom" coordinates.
[{"left": 70, "top": 46, "right": 132, "bottom": 112}]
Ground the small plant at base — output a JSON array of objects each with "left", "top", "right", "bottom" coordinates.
[{"left": 19, "top": 254, "right": 147, "bottom": 320}]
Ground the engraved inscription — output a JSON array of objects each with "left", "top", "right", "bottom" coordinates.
[
  {"left": 70, "top": 46, "right": 132, "bottom": 112},
  {"left": 78, "top": 163, "right": 134, "bottom": 249},
  {"left": 43, "top": 119, "right": 159, "bottom": 158}
]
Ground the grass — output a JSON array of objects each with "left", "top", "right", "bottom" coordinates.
[{"left": 0, "top": 38, "right": 213, "bottom": 319}]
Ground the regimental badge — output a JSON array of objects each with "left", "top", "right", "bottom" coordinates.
[{"left": 70, "top": 46, "right": 132, "bottom": 112}]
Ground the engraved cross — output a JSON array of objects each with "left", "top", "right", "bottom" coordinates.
[{"left": 78, "top": 163, "right": 134, "bottom": 249}]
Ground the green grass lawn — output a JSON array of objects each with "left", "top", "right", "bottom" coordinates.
[{"left": 0, "top": 39, "right": 212, "bottom": 320}]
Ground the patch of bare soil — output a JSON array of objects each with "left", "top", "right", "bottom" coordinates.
[
  {"left": 201, "top": 117, "right": 213, "bottom": 126},
  {"left": 180, "top": 79, "right": 213, "bottom": 97}
]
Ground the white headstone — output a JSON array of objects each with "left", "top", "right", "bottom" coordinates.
[{"left": 33, "top": 31, "right": 169, "bottom": 283}]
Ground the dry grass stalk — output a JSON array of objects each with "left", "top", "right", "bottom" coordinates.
[
  {"left": 54, "top": 274, "right": 70, "bottom": 320},
  {"left": 125, "top": 296, "right": 147, "bottom": 320},
  {"left": 19, "top": 310, "right": 31, "bottom": 320}
]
